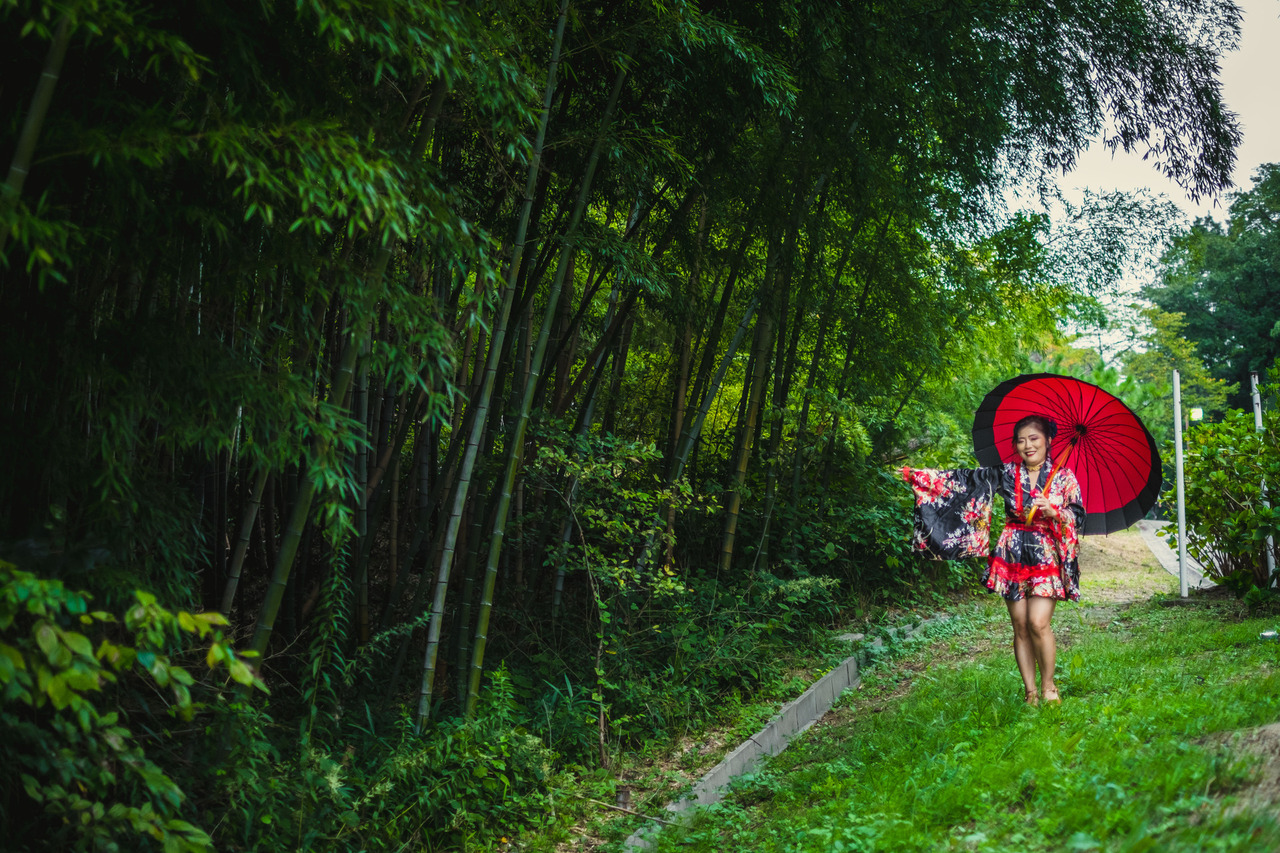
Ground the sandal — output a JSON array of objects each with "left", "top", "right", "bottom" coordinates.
[
  {"left": 1024, "top": 689, "right": 1040, "bottom": 706},
  {"left": 1042, "top": 685, "right": 1061, "bottom": 704}
]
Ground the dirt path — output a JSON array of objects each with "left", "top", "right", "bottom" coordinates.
[
  {"left": 1077, "top": 526, "right": 1178, "bottom": 604},
  {"left": 560, "top": 531, "right": 1239, "bottom": 851}
]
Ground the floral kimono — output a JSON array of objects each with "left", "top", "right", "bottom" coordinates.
[{"left": 902, "top": 460, "right": 1085, "bottom": 601}]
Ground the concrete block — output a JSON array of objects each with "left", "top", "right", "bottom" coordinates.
[
  {"left": 823, "top": 672, "right": 839, "bottom": 698},
  {"left": 624, "top": 615, "right": 953, "bottom": 851},
  {"left": 733, "top": 743, "right": 754, "bottom": 765},
  {"left": 708, "top": 777, "right": 728, "bottom": 800},
  {"left": 780, "top": 700, "right": 800, "bottom": 732},
  {"left": 797, "top": 688, "right": 816, "bottom": 722}
]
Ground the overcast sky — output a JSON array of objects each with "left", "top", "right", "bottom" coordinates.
[{"left": 1063, "top": 0, "right": 1280, "bottom": 222}]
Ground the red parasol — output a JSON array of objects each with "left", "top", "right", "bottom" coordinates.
[{"left": 972, "top": 373, "right": 1162, "bottom": 535}]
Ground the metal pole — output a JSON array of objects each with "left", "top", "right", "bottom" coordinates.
[
  {"left": 1174, "top": 369, "right": 1188, "bottom": 597},
  {"left": 1251, "top": 372, "right": 1277, "bottom": 585}
]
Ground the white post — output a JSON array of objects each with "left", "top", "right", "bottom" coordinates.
[
  {"left": 1174, "top": 369, "right": 1188, "bottom": 597},
  {"left": 1251, "top": 372, "right": 1277, "bottom": 586}
]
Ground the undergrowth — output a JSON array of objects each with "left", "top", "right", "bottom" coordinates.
[
  {"left": 515, "top": 599, "right": 986, "bottom": 852},
  {"left": 645, "top": 598, "right": 1280, "bottom": 852}
]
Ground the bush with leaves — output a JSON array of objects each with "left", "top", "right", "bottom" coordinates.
[
  {"left": 0, "top": 561, "right": 265, "bottom": 852},
  {"left": 205, "top": 664, "right": 557, "bottom": 851},
  {"left": 1169, "top": 410, "right": 1280, "bottom": 590}
]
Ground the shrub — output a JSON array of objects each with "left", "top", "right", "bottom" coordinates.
[
  {"left": 207, "top": 665, "right": 558, "bottom": 851},
  {"left": 1171, "top": 410, "right": 1280, "bottom": 590},
  {"left": 0, "top": 561, "right": 264, "bottom": 852}
]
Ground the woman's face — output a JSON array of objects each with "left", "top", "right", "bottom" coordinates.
[{"left": 1015, "top": 426, "right": 1048, "bottom": 468}]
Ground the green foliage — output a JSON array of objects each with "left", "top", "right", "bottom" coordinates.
[
  {"left": 780, "top": 464, "right": 971, "bottom": 599},
  {"left": 1147, "top": 163, "right": 1280, "bottom": 405},
  {"left": 0, "top": 0, "right": 1253, "bottom": 847},
  {"left": 599, "top": 572, "right": 843, "bottom": 746},
  {"left": 0, "top": 561, "right": 264, "bottom": 852},
  {"left": 1169, "top": 410, "right": 1280, "bottom": 590},
  {"left": 1120, "top": 306, "right": 1236, "bottom": 427},
  {"left": 531, "top": 427, "right": 694, "bottom": 605},
  {"left": 299, "top": 548, "right": 353, "bottom": 746},
  {"left": 211, "top": 666, "right": 557, "bottom": 851},
  {"left": 352, "top": 667, "right": 555, "bottom": 843},
  {"left": 652, "top": 601, "right": 1280, "bottom": 852}
]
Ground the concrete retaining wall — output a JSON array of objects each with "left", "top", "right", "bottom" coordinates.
[{"left": 625, "top": 615, "right": 943, "bottom": 850}]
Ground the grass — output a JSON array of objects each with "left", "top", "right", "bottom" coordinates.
[
  {"left": 644, "top": 595, "right": 1280, "bottom": 852},
  {"left": 513, "top": 618, "right": 895, "bottom": 852}
]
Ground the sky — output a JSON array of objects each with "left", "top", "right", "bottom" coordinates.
[
  {"left": 1062, "top": 0, "right": 1280, "bottom": 223},
  {"left": 1029, "top": 0, "right": 1280, "bottom": 359}
]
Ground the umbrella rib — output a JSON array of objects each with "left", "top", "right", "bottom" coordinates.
[
  {"left": 1077, "top": 434, "right": 1104, "bottom": 515},
  {"left": 970, "top": 373, "right": 1161, "bottom": 533},
  {"left": 1107, "top": 422, "right": 1153, "bottom": 497},
  {"left": 1094, "top": 431, "right": 1138, "bottom": 512},
  {"left": 1089, "top": 436, "right": 1125, "bottom": 516},
  {"left": 1040, "top": 379, "right": 1080, "bottom": 429},
  {"left": 1086, "top": 432, "right": 1137, "bottom": 508},
  {"left": 1085, "top": 432, "right": 1126, "bottom": 504}
]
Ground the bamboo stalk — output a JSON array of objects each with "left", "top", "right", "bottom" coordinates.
[
  {"left": 0, "top": 13, "right": 72, "bottom": 257},
  {"left": 720, "top": 305, "right": 776, "bottom": 575},
  {"left": 464, "top": 37, "right": 633, "bottom": 716},
  {"left": 790, "top": 229, "right": 855, "bottom": 508},
  {"left": 389, "top": 452, "right": 401, "bottom": 594},
  {"left": 413, "top": 0, "right": 570, "bottom": 732},
  {"left": 219, "top": 466, "right": 270, "bottom": 615},
  {"left": 353, "top": 337, "right": 371, "bottom": 644},
  {"left": 454, "top": 498, "right": 486, "bottom": 701},
  {"left": 671, "top": 291, "right": 762, "bottom": 482}
]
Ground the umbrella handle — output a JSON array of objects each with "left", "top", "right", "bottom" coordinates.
[{"left": 1026, "top": 439, "right": 1075, "bottom": 524}]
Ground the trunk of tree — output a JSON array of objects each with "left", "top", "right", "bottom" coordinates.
[
  {"left": 353, "top": 340, "right": 371, "bottom": 644},
  {"left": 220, "top": 466, "right": 270, "bottom": 615},
  {"left": 414, "top": 0, "right": 570, "bottom": 731},
  {"left": 719, "top": 292, "right": 776, "bottom": 576},
  {"left": 465, "top": 43, "right": 631, "bottom": 715},
  {"left": 0, "top": 13, "right": 72, "bottom": 256}
]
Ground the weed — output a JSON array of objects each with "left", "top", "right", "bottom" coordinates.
[{"left": 648, "top": 598, "right": 1280, "bottom": 852}]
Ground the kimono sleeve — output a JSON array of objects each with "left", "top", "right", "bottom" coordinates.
[{"left": 901, "top": 466, "right": 1001, "bottom": 560}]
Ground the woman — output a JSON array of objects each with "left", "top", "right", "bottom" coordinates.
[{"left": 902, "top": 415, "right": 1085, "bottom": 704}]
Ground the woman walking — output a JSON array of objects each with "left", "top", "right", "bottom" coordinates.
[{"left": 903, "top": 415, "right": 1085, "bottom": 704}]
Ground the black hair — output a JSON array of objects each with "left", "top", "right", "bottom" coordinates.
[{"left": 1012, "top": 414, "right": 1057, "bottom": 445}]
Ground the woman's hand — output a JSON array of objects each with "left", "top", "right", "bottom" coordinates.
[{"left": 1032, "top": 496, "right": 1059, "bottom": 519}]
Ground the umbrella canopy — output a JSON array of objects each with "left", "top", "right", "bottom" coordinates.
[{"left": 972, "top": 373, "right": 1162, "bottom": 535}]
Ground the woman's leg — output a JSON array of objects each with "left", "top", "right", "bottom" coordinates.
[
  {"left": 1027, "top": 595, "right": 1058, "bottom": 701},
  {"left": 1005, "top": 597, "right": 1037, "bottom": 701}
]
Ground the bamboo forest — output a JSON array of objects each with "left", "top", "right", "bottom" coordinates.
[{"left": 3, "top": 0, "right": 1280, "bottom": 851}]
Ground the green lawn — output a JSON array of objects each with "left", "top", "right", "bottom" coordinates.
[{"left": 646, "top": 599, "right": 1280, "bottom": 852}]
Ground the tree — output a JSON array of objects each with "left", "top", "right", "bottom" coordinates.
[
  {"left": 1121, "top": 305, "right": 1237, "bottom": 421},
  {"left": 0, "top": 0, "right": 1248, "bottom": 846},
  {"left": 1146, "top": 163, "right": 1280, "bottom": 406}
]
